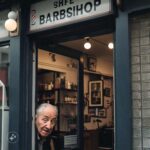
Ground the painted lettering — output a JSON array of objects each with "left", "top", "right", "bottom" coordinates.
[
  {"left": 53, "top": 2, "right": 57, "bottom": 8},
  {"left": 67, "top": 7, "right": 73, "bottom": 17},
  {"left": 38, "top": 0, "right": 103, "bottom": 25},
  {"left": 70, "top": 0, "right": 74, "bottom": 4},
  {"left": 46, "top": 13, "right": 52, "bottom": 23},
  {"left": 40, "top": 15, "right": 45, "bottom": 24},
  {"left": 76, "top": 4, "right": 83, "bottom": 15},
  {"left": 94, "top": 0, "right": 101, "bottom": 10},
  {"left": 53, "top": 11, "right": 59, "bottom": 21},
  {"left": 60, "top": 9, "right": 65, "bottom": 19},
  {"left": 53, "top": 0, "right": 74, "bottom": 8},
  {"left": 59, "top": 0, "right": 63, "bottom": 7},
  {"left": 84, "top": 2, "right": 93, "bottom": 13}
]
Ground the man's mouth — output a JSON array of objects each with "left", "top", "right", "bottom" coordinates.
[{"left": 40, "top": 128, "right": 51, "bottom": 136}]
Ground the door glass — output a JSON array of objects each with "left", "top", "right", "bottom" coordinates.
[
  {"left": 0, "top": 45, "right": 9, "bottom": 150},
  {"left": 60, "top": 33, "right": 114, "bottom": 150},
  {"left": 36, "top": 49, "right": 78, "bottom": 150}
]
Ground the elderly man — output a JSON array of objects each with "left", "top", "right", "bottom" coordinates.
[{"left": 35, "top": 103, "right": 58, "bottom": 150}]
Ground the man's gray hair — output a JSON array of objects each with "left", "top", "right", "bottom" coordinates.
[{"left": 36, "top": 103, "right": 58, "bottom": 116}]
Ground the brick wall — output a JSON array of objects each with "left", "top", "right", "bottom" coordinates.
[{"left": 130, "top": 12, "right": 150, "bottom": 150}]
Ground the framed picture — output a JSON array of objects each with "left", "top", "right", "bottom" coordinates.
[
  {"left": 89, "top": 81, "right": 103, "bottom": 107},
  {"left": 104, "top": 88, "right": 111, "bottom": 97},
  {"left": 88, "top": 108, "right": 96, "bottom": 116},
  {"left": 98, "top": 109, "right": 107, "bottom": 118},
  {"left": 88, "top": 56, "right": 97, "bottom": 71}
]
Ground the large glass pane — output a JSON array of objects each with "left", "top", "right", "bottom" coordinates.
[
  {"left": 61, "top": 33, "right": 114, "bottom": 150},
  {"left": 36, "top": 49, "right": 78, "bottom": 150},
  {"left": 0, "top": 45, "right": 9, "bottom": 150}
]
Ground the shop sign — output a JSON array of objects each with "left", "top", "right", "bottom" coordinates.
[
  {"left": 0, "top": 10, "right": 9, "bottom": 38},
  {"left": 30, "top": 0, "right": 112, "bottom": 31}
]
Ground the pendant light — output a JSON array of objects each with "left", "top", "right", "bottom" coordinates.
[
  {"left": 108, "top": 42, "right": 114, "bottom": 49},
  {"left": 84, "top": 37, "right": 91, "bottom": 50}
]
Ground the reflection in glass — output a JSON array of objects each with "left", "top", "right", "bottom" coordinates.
[{"left": 0, "top": 45, "right": 9, "bottom": 150}]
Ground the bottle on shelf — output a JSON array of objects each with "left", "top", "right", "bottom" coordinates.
[
  {"left": 48, "top": 81, "right": 54, "bottom": 90},
  {"left": 60, "top": 76, "right": 65, "bottom": 88}
]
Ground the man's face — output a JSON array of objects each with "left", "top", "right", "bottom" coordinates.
[{"left": 35, "top": 107, "right": 57, "bottom": 137}]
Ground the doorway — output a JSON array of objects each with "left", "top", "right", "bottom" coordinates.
[
  {"left": 60, "top": 33, "right": 114, "bottom": 150},
  {"left": 35, "top": 48, "right": 81, "bottom": 150},
  {"left": 33, "top": 32, "right": 114, "bottom": 150},
  {"left": 0, "top": 44, "right": 10, "bottom": 150}
]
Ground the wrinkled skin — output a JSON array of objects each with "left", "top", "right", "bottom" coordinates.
[{"left": 35, "top": 107, "right": 57, "bottom": 137}]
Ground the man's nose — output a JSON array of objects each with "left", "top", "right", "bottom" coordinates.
[{"left": 46, "top": 121, "right": 52, "bottom": 129}]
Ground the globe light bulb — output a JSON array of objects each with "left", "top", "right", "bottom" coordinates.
[
  {"left": 8, "top": 11, "right": 17, "bottom": 20},
  {"left": 84, "top": 42, "right": 91, "bottom": 50},
  {"left": 108, "top": 42, "right": 114, "bottom": 49},
  {"left": 5, "top": 19, "right": 17, "bottom": 32}
]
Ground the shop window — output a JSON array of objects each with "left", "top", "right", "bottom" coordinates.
[{"left": 0, "top": 44, "right": 9, "bottom": 150}]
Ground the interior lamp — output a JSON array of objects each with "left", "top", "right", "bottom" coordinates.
[
  {"left": 108, "top": 42, "right": 114, "bottom": 49},
  {"left": 84, "top": 37, "right": 91, "bottom": 50},
  {"left": 5, "top": 11, "right": 18, "bottom": 32}
]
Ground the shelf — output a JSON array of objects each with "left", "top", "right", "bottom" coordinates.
[
  {"left": 84, "top": 69, "right": 113, "bottom": 78},
  {"left": 38, "top": 89, "right": 55, "bottom": 92},
  {"left": 39, "top": 98, "right": 55, "bottom": 101},
  {"left": 55, "top": 88, "right": 77, "bottom": 92},
  {"left": 38, "top": 88, "right": 77, "bottom": 92},
  {"left": 58, "top": 102, "right": 77, "bottom": 105},
  {"left": 84, "top": 69, "right": 102, "bottom": 75}
]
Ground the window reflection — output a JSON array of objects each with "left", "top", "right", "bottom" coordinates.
[
  {"left": 0, "top": 44, "right": 9, "bottom": 150},
  {"left": 0, "top": 45, "right": 9, "bottom": 105}
]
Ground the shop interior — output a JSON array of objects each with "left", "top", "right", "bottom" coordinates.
[{"left": 36, "top": 33, "right": 114, "bottom": 150}]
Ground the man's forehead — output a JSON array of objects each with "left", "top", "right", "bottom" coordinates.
[{"left": 38, "top": 108, "right": 57, "bottom": 116}]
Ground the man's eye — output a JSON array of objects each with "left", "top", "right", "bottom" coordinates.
[
  {"left": 51, "top": 119, "right": 57, "bottom": 125},
  {"left": 42, "top": 118, "right": 48, "bottom": 122}
]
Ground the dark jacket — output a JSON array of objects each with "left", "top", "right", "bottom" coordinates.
[{"left": 36, "top": 134, "right": 54, "bottom": 150}]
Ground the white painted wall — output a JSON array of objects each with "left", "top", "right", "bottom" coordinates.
[{"left": 38, "top": 49, "right": 78, "bottom": 85}]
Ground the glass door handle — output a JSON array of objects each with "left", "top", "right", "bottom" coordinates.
[
  {"left": 0, "top": 80, "right": 8, "bottom": 108},
  {"left": 0, "top": 81, "right": 9, "bottom": 150}
]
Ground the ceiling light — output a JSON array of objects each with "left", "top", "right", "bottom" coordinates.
[
  {"left": 108, "top": 42, "right": 114, "bottom": 49},
  {"left": 84, "top": 37, "right": 91, "bottom": 50}
]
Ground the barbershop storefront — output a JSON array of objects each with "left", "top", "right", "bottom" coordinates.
[
  {"left": 30, "top": 0, "right": 115, "bottom": 150},
  {"left": 1, "top": 0, "right": 150, "bottom": 150}
]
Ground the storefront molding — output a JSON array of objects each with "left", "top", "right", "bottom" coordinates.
[{"left": 115, "top": 10, "right": 132, "bottom": 150}]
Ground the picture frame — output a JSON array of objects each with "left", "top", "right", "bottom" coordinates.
[
  {"left": 88, "top": 56, "right": 97, "bottom": 71},
  {"left": 98, "top": 108, "right": 107, "bottom": 118},
  {"left": 104, "top": 88, "right": 111, "bottom": 97},
  {"left": 88, "top": 108, "right": 96, "bottom": 117},
  {"left": 89, "top": 80, "right": 103, "bottom": 107}
]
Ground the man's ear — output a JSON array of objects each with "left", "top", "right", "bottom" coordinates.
[{"left": 35, "top": 115, "right": 37, "bottom": 121}]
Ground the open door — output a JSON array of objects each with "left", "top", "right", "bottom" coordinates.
[
  {"left": 32, "top": 44, "right": 83, "bottom": 150},
  {"left": 0, "top": 45, "right": 10, "bottom": 150},
  {"left": 32, "top": 32, "right": 114, "bottom": 150}
]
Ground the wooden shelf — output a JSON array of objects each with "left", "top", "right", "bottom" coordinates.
[
  {"left": 58, "top": 102, "right": 77, "bottom": 105},
  {"left": 84, "top": 69, "right": 102, "bottom": 75},
  {"left": 84, "top": 69, "right": 113, "bottom": 78},
  {"left": 38, "top": 88, "right": 77, "bottom": 93},
  {"left": 39, "top": 98, "right": 55, "bottom": 101},
  {"left": 55, "top": 88, "right": 77, "bottom": 92}
]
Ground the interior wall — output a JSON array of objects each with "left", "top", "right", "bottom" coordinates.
[
  {"left": 38, "top": 49, "right": 113, "bottom": 130},
  {"left": 38, "top": 49, "right": 78, "bottom": 85},
  {"left": 84, "top": 54, "right": 113, "bottom": 95},
  {"left": 96, "top": 54, "right": 113, "bottom": 76}
]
